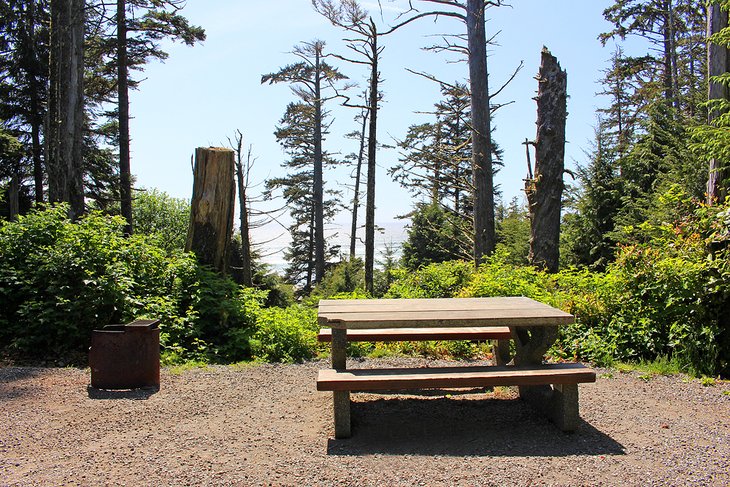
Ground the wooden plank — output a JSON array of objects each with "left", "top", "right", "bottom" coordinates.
[
  {"left": 317, "top": 327, "right": 512, "bottom": 342},
  {"left": 318, "top": 297, "right": 545, "bottom": 313},
  {"left": 317, "top": 297, "right": 574, "bottom": 329},
  {"left": 316, "top": 363, "right": 596, "bottom": 391},
  {"left": 320, "top": 309, "right": 573, "bottom": 329}
]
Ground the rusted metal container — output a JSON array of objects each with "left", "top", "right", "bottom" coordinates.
[{"left": 89, "top": 319, "right": 160, "bottom": 389}]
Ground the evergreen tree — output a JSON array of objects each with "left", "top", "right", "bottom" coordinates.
[
  {"left": 313, "top": 0, "right": 385, "bottom": 294},
  {"left": 266, "top": 102, "right": 341, "bottom": 293},
  {"left": 0, "top": 0, "right": 49, "bottom": 204},
  {"left": 392, "top": 82, "right": 502, "bottom": 266},
  {"left": 495, "top": 197, "right": 530, "bottom": 266},
  {"left": 401, "top": 202, "right": 471, "bottom": 269},
  {"left": 562, "top": 122, "right": 623, "bottom": 270},
  {"left": 600, "top": 0, "right": 707, "bottom": 115},
  {"left": 262, "top": 40, "right": 347, "bottom": 284}
]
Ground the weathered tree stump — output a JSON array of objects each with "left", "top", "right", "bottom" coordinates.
[
  {"left": 186, "top": 147, "right": 236, "bottom": 274},
  {"left": 526, "top": 47, "right": 568, "bottom": 273}
]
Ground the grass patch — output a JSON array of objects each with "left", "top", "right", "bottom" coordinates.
[
  {"left": 166, "top": 360, "right": 209, "bottom": 375},
  {"left": 614, "top": 355, "right": 683, "bottom": 379},
  {"left": 228, "top": 361, "right": 260, "bottom": 371}
]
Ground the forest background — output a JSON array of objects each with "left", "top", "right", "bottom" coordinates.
[{"left": 1, "top": 0, "right": 729, "bottom": 378}]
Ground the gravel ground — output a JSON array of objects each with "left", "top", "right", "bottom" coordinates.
[{"left": 1, "top": 357, "right": 729, "bottom": 486}]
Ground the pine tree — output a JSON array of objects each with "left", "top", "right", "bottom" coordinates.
[
  {"left": 0, "top": 0, "right": 49, "bottom": 204},
  {"left": 562, "top": 122, "right": 623, "bottom": 270},
  {"left": 313, "top": 0, "right": 384, "bottom": 294},
  {"left": 266, "top": 102, "right": 341, "bottom": 293},
  {"left": 600, "top": 0, "right": 707, "bottom": 115},
  {"left": 262, "top": 40, "right": 347, "bottom": 284}
]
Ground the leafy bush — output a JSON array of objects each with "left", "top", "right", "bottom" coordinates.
[
  {"left": 385, "top": 260, "right": 474, "bottom": 298},
  {"left": 0, "top": 205, "right": 260, "bottom": 364},
  {"left": 459, "top": 251, "right": 551, "bottom": 301},
  {"left": 132, "top": 188, "right": 190, "bottom": 252},
  {"left": 249, "top": 305, "right": 319, "bottom": 363},
  {"left": 382, "top": 205, "right": 730, "bottom": 376}
]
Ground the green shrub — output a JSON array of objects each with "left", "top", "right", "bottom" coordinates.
[
  {"left": 249, "top": 305, "right": 319, "bottom": 363},
  {"left": 385, "top": 260, "right": 474, "bottom": 298},
  {"left": 459, "top": 251, "right": 551, "bottom": 301},
  {"left": 132, "top": 188, "right": 190, "bottom": 252},
  {"left": 0, "top": 205, "right": 261, "bottom": 364}
]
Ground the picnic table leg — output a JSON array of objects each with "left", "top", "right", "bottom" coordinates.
[
  {"left": 511, "top": 325, "right": 558, "bottom": 366},
  {"left": 331, "top": 328, "right": 351, "bottom": 439},
  {"left": 510, "top": 325, "right": 579, "bottom": 431},
  {"left": 493, "top": 339, "right": 512, "bottom": 365}
]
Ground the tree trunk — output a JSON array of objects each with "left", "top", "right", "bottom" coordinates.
[
  {"left": 235, "top": 145, "right": 253, "bottom": 287},
  {"left": 364, "top": 20, "right": 378, "bottom": 295},
  {"left": 307, "top": 204, "right": 315, "bottom": 292},
  {"left": 350, "top": 107, "right": 368, "bottom": 260},
  {"left": 466, "top": 0, "right": 495, "bottom": 266},
  {"left": 662, "top": 0, "right": 674, "bottom": 105},
  {"left": 8, "top": 173, "right": 20, "bottom": 220},
  {"left": 313, "top": 48, "right": 326, "bottom": 283},
  {"left": 47, "top": 0, "right": 85, "bottom": 219},
  {"left": 25, "top": 1, "right": 44, "bottom": 204},
  {"left": 668, "top": 0, "right": 680, "bottom": 111},
  {"left": 708, "top": 1, "right": 729, "bottom": 205},
  {"left": 526, "top": 48, "right": 567, "bottom": 274},
  {"left": 186, "top": 147, "right": 236, "bottom": 274},
  {"left": 118, "top": 0, "right": 133, "bottom": 234}
]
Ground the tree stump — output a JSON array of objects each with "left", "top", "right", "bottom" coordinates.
[
  {"left": 526, "top": 47, "right": 567, "bottom": 273},
  {"left": 185, "top": 147, "right": 236, "bottom": 274}
]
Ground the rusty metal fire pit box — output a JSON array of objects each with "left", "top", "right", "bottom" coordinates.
[{"left": 89, "top": 319, "right": 160, "bottom": 389}]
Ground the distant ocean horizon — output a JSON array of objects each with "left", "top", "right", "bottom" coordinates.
[{"left": 252, "top": 220, "right": 408, "bottom": 273}]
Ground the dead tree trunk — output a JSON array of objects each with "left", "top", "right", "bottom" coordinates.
[
  {"left": 47, "top": 0, "right": 85, "bottom": 219},
  {"left": 117, "top": 0, "right": 133, "bottom": 234},
  {"left": 708, "top": 2, "right": 729, "bottom": 205},
  {"left": 233, "top": 136, "right": 253, "bottom": 287},
  {"left": 364, "top": 19, "right": 378, "bottom": 295},
  {"left": 350, "top": 107, "right": 368, "bottom": 260},
  {"left": 466, "top": 0, "right": 496, "bottom": 265},
  {"left": 526, "top": 48, "right": 567, "bottom": 274},
  {"left": 186, "top": 147, "right": 236, "bottom": 274}
]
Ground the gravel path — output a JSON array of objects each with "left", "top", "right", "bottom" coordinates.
[{"left": 1, "top": 358, "right": 729, "bottom": 486}]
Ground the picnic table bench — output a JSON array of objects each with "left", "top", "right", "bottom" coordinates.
[{"left": 316, "top": 297, "right": 596, "bottom": 438}]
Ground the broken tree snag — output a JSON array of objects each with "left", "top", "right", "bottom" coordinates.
[
  {"left": 186, "top": 147, "right": 236, "bottom": 274},
  {"left": 707, "top": 3, "right": 729, "bottom": 205},
  {"left": 526, "top": 47, "right": 567, "bottom": 273}
]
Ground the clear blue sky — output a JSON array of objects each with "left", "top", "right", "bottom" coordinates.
[{"left": 128, "top": 0, "right": 620, "bottom": 252}]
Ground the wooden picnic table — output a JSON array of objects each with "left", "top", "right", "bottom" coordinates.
[
  {"left": 317, "top": 297, "right": 595, "bottom": 438},
  {"left": 319, "top": 296, "right": 574, "bottom": 366}
]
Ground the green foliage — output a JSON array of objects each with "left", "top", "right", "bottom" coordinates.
[
  {"left": 460, "top": 250, "right": 551, "bottom": 301},
  {"left": 384, "top": 196, "right": 730, "bottom": 376},
  {"left": 495, "top": 198, "right": 530, "bottom": 266},
  {"left": 249, "top": 305, "right": 319, "bottom": 363},
  {"left": 386, "top": 260, "right": 474, "bottom": 298},
  {"left": 0, "top": 205, "right": 261, "bottom": 364},
  {"left": 132, "top": 188, "right": 190, "bottom": 251},
  {"left": 313, "top": 258, "right": 365, "bottom": 298},
  {"left": 401, "top": 202, "right": 470, "bottom": 270}
]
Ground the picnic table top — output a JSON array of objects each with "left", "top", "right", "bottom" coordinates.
[{"left": 317, "top": 296, "right": 574, "bottom": 329}]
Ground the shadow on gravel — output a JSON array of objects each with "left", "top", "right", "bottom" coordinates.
[
  {"left": 0, "top": 368, "right": 47, "bottom": 402},
  {"left": 87, "top": 385, "right": 159, "bottom": 400},
  {"left": 327, "top": 396, "right": 625, "bottom": 457}
]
